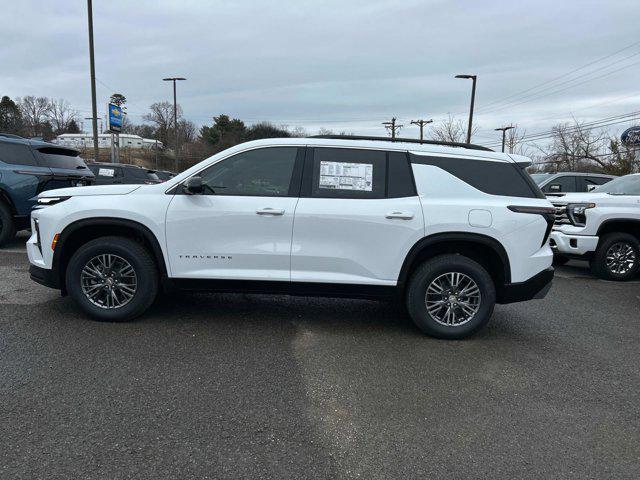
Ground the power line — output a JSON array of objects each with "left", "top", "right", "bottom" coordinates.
[
  {"left": 382, "top": 117, "right": 403, "bottom": 139},
  {"left": 476, "top": 39, "right": 640, "bottom": 112},
  {"left": 410, "top": 119, "right": 433, "bottom": 141}
]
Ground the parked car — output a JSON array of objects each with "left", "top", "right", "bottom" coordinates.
[
  {"left": 550, "top": 173, "right": 640, "bottom": 280},
  {"left": 86, "top": 162, "right": 161, "bottom": 185},
  {"left": 0, "top": 134, "right": 93, "bottom": 246},
  {"left": 530, "top": 172, "right": 615, "bottom": 197},
  {"left": 27, "top": 136, "right": 555, "bottom": 339},
  {"left": 154, "top": 170, "right": 175, "bottom": 182}
]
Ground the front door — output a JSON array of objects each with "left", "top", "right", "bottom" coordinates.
[{"left": 165, "top": 146, "right": 303, "bottom": 281}]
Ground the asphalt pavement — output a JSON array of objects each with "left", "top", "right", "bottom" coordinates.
[{"left": 1, "top": 234, "right": 638, "bottom": 479}]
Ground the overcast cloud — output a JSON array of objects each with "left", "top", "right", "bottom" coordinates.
[{"left": 2, "top": 0, "right": 639, "bottom": 145}]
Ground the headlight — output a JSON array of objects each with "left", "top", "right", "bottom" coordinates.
[
  {"left": 34, "top": 196, "right": 71, "bottom": 208},
  {"left": 567, "top": 203, "right": 595, "bottom": 227}
]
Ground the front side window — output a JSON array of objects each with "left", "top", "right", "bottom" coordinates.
[
  {"left": 543, "top": 176, "right": 576, "bottom": 193},
  {"left": 199, "top": 147, "right": 299, "bottom": 196},
  {"left": 312, "top": 148, "right": 386, "bottom": 199}
]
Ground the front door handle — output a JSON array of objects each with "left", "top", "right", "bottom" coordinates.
[
  {"left": 256, "top": 208, "right": 285, "bottom": 216},
  {"left": 385, "top": 211, "right": 414, "bottom": 220}
]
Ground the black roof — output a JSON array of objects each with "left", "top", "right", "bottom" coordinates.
[{"left": 308, "top": 135, "right": 493, "bottom": 152}]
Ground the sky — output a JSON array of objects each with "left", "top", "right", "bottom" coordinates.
[{"left": 2, "top": 0, "right": 639, "bottom": 148}]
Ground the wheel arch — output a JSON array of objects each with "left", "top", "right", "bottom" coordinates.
[
  {"left": 53, "top": 217, "right": 167, "bottom": 292},
  {"left": 397, "top": 232, "right": 511, "bottom": 296},
  {"left": 596, "top": 219, "right": 640, "bottom": 242},
  {"left": 0, "top": 187, "right": 17, "bottom": 215}
]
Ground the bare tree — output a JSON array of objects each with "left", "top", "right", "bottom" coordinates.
[
  {"left": 143, "top": 101, "right": 181, "bottom": 147},
  {"left": 18, "top": 96, "right": 51, "bottom": 137},
  {"left": 47, "top": 98, "right": 78, "bottom": 134},
  {"left": 177, "top": 119, "right": 197, "bottom": 144},
  {"left": 430, "top": 115, "right": 478, "bottom": 143},
  {"left": 537, "top": 120, "right": 610, "bottom": 172},
  {"left": 505, "top": 125, "right": 529, "bottom": 155}
]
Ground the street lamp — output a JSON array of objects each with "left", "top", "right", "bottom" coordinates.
[
  {"left": 162, "top": 77, "right": 186, "bottom": 171},
  {"left": 494, "top": 125, "right": 515, "bottom": 153},
  {"left": 455, "top": 74, "right": 477, "bottom": 144}
]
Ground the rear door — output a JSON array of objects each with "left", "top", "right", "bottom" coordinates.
[
  {"left": 0, "top": 140, "right": 52, "bottom": 214},
  {"left": 291, "top": 147, "right": 424, "bottom": 286}
]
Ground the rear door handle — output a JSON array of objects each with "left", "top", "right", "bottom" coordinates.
[
  {"left": 256, "top": 208, "right": 285, "bottom": 216},
  {"left": 385, "top": 211, "right": 414, "bottom": 220}
]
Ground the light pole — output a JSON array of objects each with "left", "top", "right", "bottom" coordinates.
[
  {"left": 455, "top": 74, "right": 477, "bottom": 144},
  {"left": 162, "top": 77, "right": 186, "bottom": 171},
  {"left": 86, "top": 0, "right": 99, "bottom": 162},
  {"left": 495, "top": 125, "right": 515, "bottom": 153}
]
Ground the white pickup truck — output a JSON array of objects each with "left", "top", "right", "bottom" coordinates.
[{"left": 550, "top": 173, "right": 640, "bottom": 280}]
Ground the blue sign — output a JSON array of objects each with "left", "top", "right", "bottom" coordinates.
[
  {"left": 106, "top": 103, "right": 123, "bottom": 133},
  {"left": 621, "top": 126, "right": 640, "bottom": 146}
]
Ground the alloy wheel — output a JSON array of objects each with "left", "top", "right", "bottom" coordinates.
[
  {"left": 80, "top": 254, "right": 138, "bottom": 309},
  {"left": 425, "top": 272, "right": 481, "bottom": 326},
  {"left": 605, "top": 242, "right": 637, "bottom": 275}
]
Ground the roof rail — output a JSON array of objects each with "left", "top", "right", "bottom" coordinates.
[
  {"left": 0, "top": 133, "right": 24, "bottom": 139},
  {"left": 308, "top": 135, "right": 493, "bottom": 152}
]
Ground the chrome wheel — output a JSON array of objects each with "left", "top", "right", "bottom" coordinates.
[
  {"left": 425, "top": 272, "right": 481, "bottom": 326},
  {"left": 605, "top": 242, "right": 637, "bottom": 275},
  {"left": 80, "top": 254, "right": 138, "bottom": 309}
]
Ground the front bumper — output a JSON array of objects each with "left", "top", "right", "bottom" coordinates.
[
  {"left": 498, "top": 267, "right": 554, "bottom": 304},
  {"left": 29, "top": 264, "right": 60, "bottom": 290},
  {"left": 550, "top": 231, "right": 599, "bottom": 257}
]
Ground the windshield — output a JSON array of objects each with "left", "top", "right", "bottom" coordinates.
[
  {"left": 530, "top": 173, "right": 551, "bottom": 185},
  {"left": 592, "top": 174, "right": 640, "bottom": 195}
]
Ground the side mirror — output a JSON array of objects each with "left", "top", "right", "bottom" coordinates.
[
  {"left": 184, "top": 176, "right": 204, "bottom": 195},
  {"left": 586, "top": 184, "right": 598, "bottom": 192},
  {"left": 548, "top": 184, "right": 561, "bottom": 192}
]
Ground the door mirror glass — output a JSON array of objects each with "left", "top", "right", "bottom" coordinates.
[
  {"left": 184, "top": 176, "right": 204, "bottom": 195},
  {"left": 586, "top": 184, "right": 598, "bottom": 192}
]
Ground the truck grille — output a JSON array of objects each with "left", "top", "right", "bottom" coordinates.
[{"left": 552, "top": 202, "right": 571, "bottom": 225}]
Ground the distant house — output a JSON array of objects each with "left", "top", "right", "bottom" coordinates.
[{"left": 54, "top": 133, "right": 163, "bottom": 150}]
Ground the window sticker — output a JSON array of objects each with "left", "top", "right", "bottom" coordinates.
[
  {"left": 319, "top": 161, "right": 373, "bottom": 191},
  {"left": 98, "top": 168, "right": 115, "bottom": 177}
]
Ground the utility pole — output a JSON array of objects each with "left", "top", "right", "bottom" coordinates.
[
  {"left": 455, "top": 74, "right": 477, "bottom": 144},
  {"left": 162, "top": 77, "right": 186, "bottom": 172},
  {"left": 382, "top": 117, "right": 403, "bottom": 140},
  {"left": 410, "top": 119, "right": 433, "bottom": 142},
  {"left": 86, "top": 0, "right": 99, "bottom": 162},
  {"left": 494, "top": 125, "right": 515, "bottom": 153}
]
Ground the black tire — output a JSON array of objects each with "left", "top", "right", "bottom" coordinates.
[
  {"left": 589, "top": 232, "right": 640, "bottom": 281},
  {"left": 406, "top": 254, "right": 496, "bottom": 339},
  {"left": 0, "top": 201, "right": 16, "bottom": 247},
  {"left": 66, "top": 236, "right": 159, "bottom": 321},
  {"left": 552, "top": 255, "right": 570, "bottom": 266}
]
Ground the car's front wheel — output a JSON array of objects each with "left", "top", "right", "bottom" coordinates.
[
  {"left": 590, "top": 232, "right": 639, "bottom": 281},
  {"left": 0, "top": 201, "right": 15, "bottom": 247},
  {"left": 66, "top": 236, "right": 159, "bottom": 321},
  {"left": 406, "top": 254, "right": 496, "bottom": 339}
]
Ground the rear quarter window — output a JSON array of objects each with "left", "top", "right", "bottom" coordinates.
[
  {"left": 36, "top": 147, "right": 87, "bottom": 169},
  {"left": 410, "top": 153, "right": 544, "bottom": 199}
]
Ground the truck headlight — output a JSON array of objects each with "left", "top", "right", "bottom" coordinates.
[
  {"left": 34, "top": 196, "right": 70, "bottom": 208},
  {"left": 567, "top": 203, "right": 595, "bottom": 227}
]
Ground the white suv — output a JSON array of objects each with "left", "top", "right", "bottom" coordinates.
[
  {"left": 27, "top": 137, "right": 554, "bottom": 339},
  {"left": 550, "top": 173, "right": 640, "bottom": 280}
]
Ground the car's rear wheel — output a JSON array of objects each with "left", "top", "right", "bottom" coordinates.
[
  {"left": 66, "top": 236, "right": 158, "bottom": 321},
  {"left": 0, "top": 202, "right": 15, "bottom": 247},
  {"left": 590, "top": 232, "right": 639, "bottom": 281},
  {"left": 406, "top": 254, "right": 496, "bottom": 339}
]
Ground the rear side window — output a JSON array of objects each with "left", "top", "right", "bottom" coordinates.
[
  {"left": 89, "top": 165, "right": 121, "bottom": 178},
  {"left": 0, "top": 142, "right": 39, "bottom": 166},
  {"left": 36, "top": 147, "right": 86, "bottom": 169},
  {"left": 311, "top": 148, "right": 386, "bottom": 199},
  {"left": 410, "top": 153, "right": 544, "bottom": 198}
]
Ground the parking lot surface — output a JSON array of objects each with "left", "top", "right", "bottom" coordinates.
[{"left": 1, "top": 235, "right": 639, "bottom": 479}]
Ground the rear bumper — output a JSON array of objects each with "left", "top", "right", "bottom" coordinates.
[
  {"left": 498, "top": 267, "right": 554, "bottom": 304},
  {"left": 29, "top": 264, "right": 60, "bottom": 290}
]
